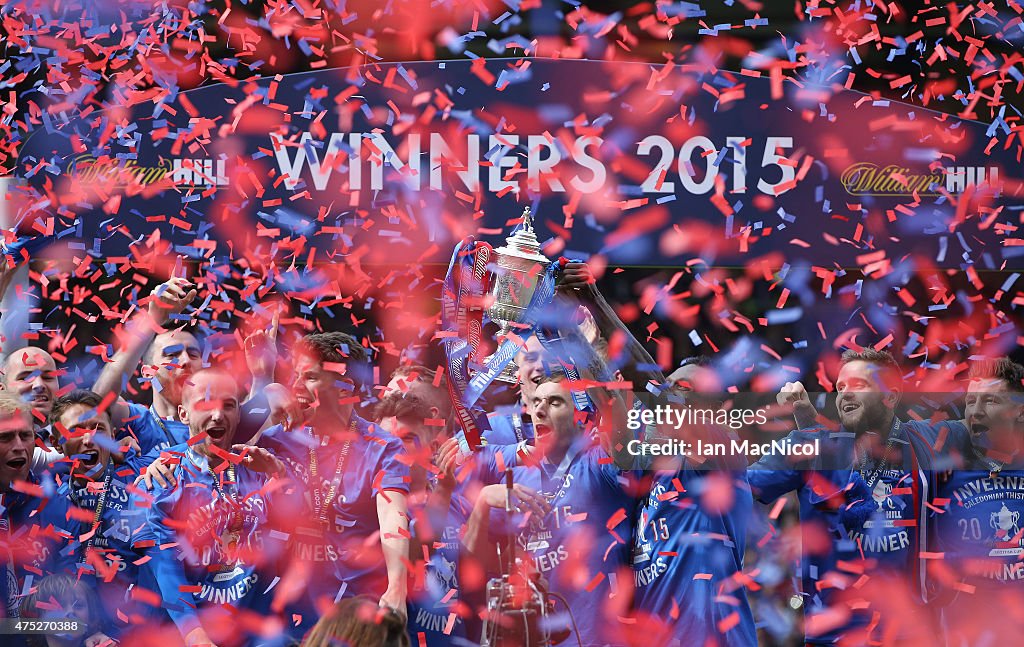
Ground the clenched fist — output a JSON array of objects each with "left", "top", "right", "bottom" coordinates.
[
  {"left": 777, "top": 381, "right": 817, "bottom": 429},
  {"left": 148, "top": 276, "right": 196, "bottom": 327},
  {"left": 557, "top": 261, "right": 600, "bottom": 302}
]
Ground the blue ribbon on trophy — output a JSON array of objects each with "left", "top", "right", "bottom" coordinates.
[
  {"left": 440, "top": 236, "right": 494, "bottom": 450},
  {"left": 533, "top": 317, "right": 595, "bottom": 415}
]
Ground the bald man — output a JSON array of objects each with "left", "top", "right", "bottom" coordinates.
[
  {"left": 94, "top": 278, "right": 276, "bottom": 467},
  {"left": 0, "top": 347, "right": 66, "bottom": 473},
  {"left": 1, "top": 346, "right": 59, "bottom": 423}
]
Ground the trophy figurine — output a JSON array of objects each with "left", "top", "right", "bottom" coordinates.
[{"left": 486, "top": 207, "right": 552, "bottom": 383}]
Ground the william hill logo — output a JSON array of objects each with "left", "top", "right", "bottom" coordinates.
[
  {"left": 68, "top": 155, "right": 228, "bottom": 188},
  {"left": 840, "top": 163, "right": 999, "bottom": 196}
]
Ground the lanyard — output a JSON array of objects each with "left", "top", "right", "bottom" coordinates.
[
  {"left": 308, "top": 419, "right": 356, "bottom": 528},
  {"left": 71, "top": 461, "right": 115, "bottom": 564},
  {"left": 150, "top": 406, "right": 177, "bottom": 445},
  {"left": 857, "top": 417, "right": 903, "bottom": 492},
  {"left": 540, "top": 437, "right": 589, "bottom": 499},
  {"left": 209, "top": 463, "right": 243, "bottom": 533},
  {"left": 511, "top": 411, "right": 526, "bottom": 443}
]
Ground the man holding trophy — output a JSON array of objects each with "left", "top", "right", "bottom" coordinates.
[{"left": 442, "top": 208, "right": 643, "bottom": 646}]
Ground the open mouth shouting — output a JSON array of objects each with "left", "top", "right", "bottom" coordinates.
[
  {"left": 79, "top": 449, "right": 101, "bottom": 466},
  {"left": 205, "top": 424, "right": 230, "bottom": 444},
  {"left": 6, "top": 456, "right": 28, "bottom": 473}
]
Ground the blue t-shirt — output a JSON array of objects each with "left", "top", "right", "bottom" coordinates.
[
  {"left": 132, "top": 445, "right": 283, "bottom": 641},
  {"left": 748, "top": 419, "right": 966, "bottom": 645},
  {"left": 407, "top": 492, "right": 473, "bottom": 647},
  {"left": 479, "top": 437, "right": 635, "bottom": 647},
  {"left": 258, "top": 415, "right": 411, "bottom": 612},
  {"left": 631, "top": 469, "right": 756, "bottom": 647},
  {"left": 933, "top": 462, "right": 1024, "bottom": 643},
  {"left": 44, "top": 460, "right": 150, "bottom": 634},
  {"left": 2, "top": 473, "right": 70, "bottom": 647},
  {"left": 122, "top": 402, "right": 190, "bottom": 455},
  {"left": 7, "top": 472, "right": 71, "bottom": 580},
  {"left": 937, "top": 467, "right": 1024, "bottom": 585}
]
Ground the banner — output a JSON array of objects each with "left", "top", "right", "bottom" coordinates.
[{"left": 12, "top": 58, "right": 1023, "bottom": 268}]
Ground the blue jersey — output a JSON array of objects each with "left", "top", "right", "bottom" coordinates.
[
  {"left": 932, "top": 459, "right": 1024, "bottom": 645},
  {"left": 936, "top": 467, "right": 1024, "bottom": 585},
  {"left": 122, "top": 403, "right": 190, "bottom": 455},
  {"left": 132, "top": 444, "right": 283, "bottom": 641},
  {"left": 480, "top": 437, "right": 635, "bottom": 647},
  {"left": 48, "top": 464, "right": 142, "bottom": 570},
  {"left": 1, "top": 473, "right": 68, "bottom": 647},
  {"left": 631, "top": 469, "right": 756, "bottom": 647},
  {"left": 748, "top": 419, "right": 966, "bottom": 645},
  {"left": 45, "top": 461, "right": 150, "bottom": 634},
  {"left": 7, "top": 473, "right": 72, "bottom": 579},
  {"left": 406, "top": 491, "right": 473, "bottom": 647},
  {"left": 258, "top": 415, "right": 410, "bottom": 611}
]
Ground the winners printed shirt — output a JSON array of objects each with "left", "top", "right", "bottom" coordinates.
[
  {"left": 479, "top": 436, "right": 635, "bottom": 647},
  {"left": 748, "top": 419, "right": 966, "bottom": 645},
  {"left": 257, "top": 415, "right": 411, "bottom": 618},
  {"left": 631, "top": 469, "right": 756, "bottom": 647},
  {"left": 937, "top": 466, "right": 1024, "bottom": 585},
  {"left": 406, "top": 492, "right": 474, "bottom": 647},
  {"left": 133, "top": 445, "right": 283, "bottom": 641},
  {"left": 45, "top": 461, "right": 149, "bottom": 634},
  {"left": 930, "top": 456, "right": 1024, "bottom": 646}
]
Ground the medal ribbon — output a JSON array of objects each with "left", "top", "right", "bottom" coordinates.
[
  {"left": 542, "top": 436, "right": 590, "bottom": 498},
  {"left": 72, "top": 460, "right": 115, "bottom": 565},
  {"left": 308, "top": 419, "right": 355, "bottom": 528},
  {"left": 150, "top": 406, "right": 179, "bottom": 446},
  {"left": 858, "top": 416, "right": 904, "bottom": 492}
]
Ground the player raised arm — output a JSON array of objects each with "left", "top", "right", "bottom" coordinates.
[
  {"left": 558, "top": 260, "right": 666, "bottom": 388},
  {"left": 91, "top": 276, "right": 196, "bottom": 429}
]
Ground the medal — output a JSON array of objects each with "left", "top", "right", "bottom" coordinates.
[
  {"left": 857, "top": 417, "right": 902, "bottom": 491},
  {"left": 221, "top": 528, "right": 241, "bottom": 564},
  {"left": 209, "top": 463, "right": 244, "bottom": 568}
]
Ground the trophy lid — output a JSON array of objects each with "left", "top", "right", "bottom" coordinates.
[{"left": 494, "top": 207, "right": 551, "bottom": 265}]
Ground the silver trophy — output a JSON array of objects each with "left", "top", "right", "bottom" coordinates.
[{"left": 486, "top": 207, "right": 552, "bottom": 383}]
